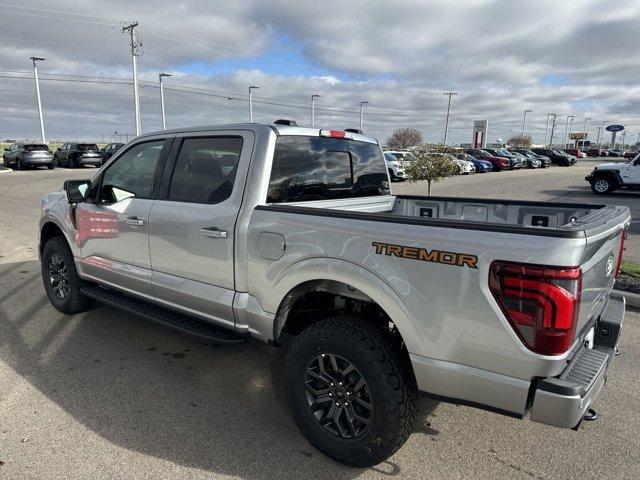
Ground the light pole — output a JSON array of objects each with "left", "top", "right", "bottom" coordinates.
[
  {"left": 582, "top": 117, "right": 591, "bottom": 150},
  {"left": 521, "top": 109, "right": 532, "bottom": 136},
  {"left": 547, "top": 113, "right": 560, "bottom": 148},
  {"left": 544, "top": 113, "right": 552, "bottom": 144},
  {"left": 442, "top": 92, "right": 458, "bottom": 146},
  {"left": 158, "top": 73, "right": 171, "bottom": 130},
  {"left": 122, "top": 22, "right": 142, "bottom": 136},
  {"left": 564, "top": 115, "right": 574, "bottom": 147},
  {"left": 597, "top": 120, "right": 607, "bottom": 148},
  {"left": 359, "top": 100, "right": 370, "bottom": 132},
  {"left": 311, "top": 94, "right": 321, "bottom": 127},
  {"left": 30, "top": 56, "right": 46, "bottom": 143},
  {"left": 248, "top": 85, "right": 259, "bottom": 122}
]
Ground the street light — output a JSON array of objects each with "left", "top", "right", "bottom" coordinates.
[
  {"left": 564, "top": 115, "right": 574, "bottom": 147},
  {"left": 30, "top": 56, "right": 46, "bottom": 143},
  {"left": 158, "top": 73, "right": 171, "bottom": 130},
  {"left": 442, "top": 92, "right": 458, "bottom": 146},
  {"left": 359, "top": 100, "right": 370, "bottom": 132},
  {"left": 597, "top": 120, "right": 607, "bottom": 148},
  {"left": 248, "top": 85, "right": 259, "bottom": 122},
  {"left": 521, "top": 109, "right": 532, "bottom": 136},
  {"left": 583, "top": 117, "right": 592, "bottom": 150},
  {"left": 311, "top": 94, "right": 321, "bottom": 127}
]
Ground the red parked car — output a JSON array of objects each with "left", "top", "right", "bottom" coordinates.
[
  {"left": 563, "top": 148, "right": 585, "bottom": 158},
  {"left": 465, "top": 148, "right": 510, "bottom": 171}
]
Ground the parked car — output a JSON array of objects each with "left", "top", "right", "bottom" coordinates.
[
  {"left": 454, "top": 153, "right": 493, "bottom": 172},
  {"left": 38, "top": 121, "right": 630, "bottom": 467},
  {"left": 623, "top": 150, "right": 638, "bottom": 159},
  {"left": 531, "top": 148, "right": 575, "bottom": 166},
  {"left": 510, "top": 149, "right": 551, "bottom": 168},
  {"left": 383, "top": 150, "right": 418, "bottom": 162},
  {"left": 586, "top": 148, "right": 603, "bottom": 157},
  {"left": 585, "top": 153, "right": 640, "bottom": 194},
  {"left": 101, "top": 142, "right": 125, "bottom": 163},
  {"left": 465, "top": 148, "right": 510, "bottom": 171},
  {"left": 508, "top": 150, "right": 540, "bottom": 168},
  {"left": 2, "top": 142, "right": 54, "bottom": 170},
  {"left": 558, "top": 150, "right": 578, "bottom": 164},
  {"left": 563, "top": 148, "right": 586, "bottom": 158},
  {"left": 454, "top": 157, "right": 476, "bottom": 174},
  {"left": 53, "top": 143, "right": 103, "bottom": 168},
  {"left": 384, "top": 152, "right": 406, "bottom": 181},
  {"left": 608, "top": 149, "right": 624, "bottom": 157},
  {"left": 484, "top": 148, "right": 523, "bottom": 169}
]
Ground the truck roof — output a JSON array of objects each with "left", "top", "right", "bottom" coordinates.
[{"left": 137, "top": 122, "right": 380, "bottom": 145}]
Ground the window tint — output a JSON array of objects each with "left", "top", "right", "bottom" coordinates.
[
  {"left": 24, "top": 144, "right": 48, "bottom": 151},
  {"left": 168, "top": 137, "right": 243, "bottom": 204},
  {"left": 100, "top": 140, "right": 165, "bottom": 203},
  {"left": 267, "top": 136, "right": 389, "bottom": 204}
]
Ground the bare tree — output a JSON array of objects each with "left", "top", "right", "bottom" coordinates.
[
  {"left": 404, "top": 144, "right": 459, "bottom": 196},
  {"left": 386, "top": 128, "right": 423, "bottom": 150},
  {"left": 507, "top": 134, "right": 533, "bottom": 149}
]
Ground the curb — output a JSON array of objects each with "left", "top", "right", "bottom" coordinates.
[
  {"left": 613, "top": 289, "right": 640, "bottom": 309},
  {"left": 0, "top": 167, "right": 12, "bottom": 174}
]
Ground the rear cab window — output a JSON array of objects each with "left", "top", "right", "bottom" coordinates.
[{"left": 267, "top": 135, "right": 389, "bottom": 203}]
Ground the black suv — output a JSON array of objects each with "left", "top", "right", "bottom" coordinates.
[
  {"left": 54, "top": 143, "right": 103, "bottom": 168},
  {"left": 531, "top": 148, "right": 575, "bottom": 166},
  {"left": 101, "top": 143, "right": 125, "bottom": 163}
]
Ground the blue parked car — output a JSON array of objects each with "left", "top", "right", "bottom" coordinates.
[{"left": 454, "top": 153, "right": 493, "bottom": 172}]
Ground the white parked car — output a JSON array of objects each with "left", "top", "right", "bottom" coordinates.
[
  {"left": 384, "top": 150, "right": 419, "bottom": 163},
  {"left": 455, "top": 158, "right": 476, "bottom": 174},
  {"left": 384, "top": 152, "right": 406, "bottom": 181}
]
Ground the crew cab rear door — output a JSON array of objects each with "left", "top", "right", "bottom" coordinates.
[{"left": 148, "top": 130, "right": 254, "bottom": 328}]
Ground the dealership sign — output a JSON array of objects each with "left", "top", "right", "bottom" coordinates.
[
  {"left": 606, "top": 124, "right": 625, "bottom": 132},
  {"left": 472, "top": 120, "right": 488, "bottom": 148}
]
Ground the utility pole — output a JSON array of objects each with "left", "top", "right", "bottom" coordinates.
[
  {"left": 248, "top": 85, "right": 259, "bottom": 122},
  {"left": 521, "top": 109, "right": 532, "bottom": 136},
  {"left": 564, "top": 115, "right": 574, "bottom": 147},
  {"left": 158, "top": 73, "right": 171, "bottom": 130},
  {"left": 582, "top": 117, "right": 591, "bottom": 150},
  {"left": 547, "top": 113, "right": 559, "bottom": 148},
  {"left": 442, "top": 92, "right": 458, "bottom": 146},
  {"left": 311, "top": 94, "right": 321, "bottom": 127},
  {"left": 543, "top": 113, "right": 552, "bottom": 144},
  {"left": 595, "top": 126, "right": 603, "bottom": 148},
  {"left": 620, "top": 130, "right": 627, "bottom": 149},
  {"left": 30, "top": 56, "right": 46, "bottom": 143},
  {"left": 598, "top": 120, "right": 607, "bottom": 148},
  {"left": 359, "top": 100, "right": 370, "bottom": 132},
  {"left": 122, "top": 22, "right": 142, "bottom": 136}
]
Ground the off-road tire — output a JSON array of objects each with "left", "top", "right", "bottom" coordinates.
[
  {"left": 591, "top": 176, "right": 616, "bottom": 195},
  {"left": 41, "top": 236, "right": 93, "bottom": 314},
  {"left": 284, "top": 315, "right": 418, "bottom": 467}
]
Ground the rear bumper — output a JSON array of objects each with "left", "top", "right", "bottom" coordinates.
[
  {"left": 78, "top": 156, "right": 102, "bottom": 165},
  {"left": 529, "top": 293, "right": 625, "bottom": 429},
  {"left": 23, "top": 157, "right": 53, "bottom": 165}
]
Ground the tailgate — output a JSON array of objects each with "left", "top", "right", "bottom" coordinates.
[{"left": 576, "top": 210, "right": 629, "bottom": 337}]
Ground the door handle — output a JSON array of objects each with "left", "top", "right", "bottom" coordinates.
[
  {"left": 123, "top": 216, "right": 145, "bottom": 226},
  {"left": 200, "top": 227, "right": 228, "bottom": 238}
]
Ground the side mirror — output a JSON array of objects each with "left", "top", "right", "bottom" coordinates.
[{"left": 64, "top": 179, "right": 91, "bottom": 204}]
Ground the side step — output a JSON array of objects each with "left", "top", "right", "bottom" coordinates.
[{"left": 81, "top": 283, "right": 246, "bottom": 346}]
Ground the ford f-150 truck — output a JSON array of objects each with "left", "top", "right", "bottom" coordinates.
[{"left": 39, "top": 121, "right": 630, "bottom": 467}]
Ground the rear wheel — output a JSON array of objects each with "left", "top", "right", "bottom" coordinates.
[
  {"left": 388, "top": 168, "right": 396, "bottom": 181},
  {"left": 15, "top": 158, "right": 23, "bottom": 170},
  {"left": 591, "top": 176, "right": 615, "bottom": 195},
  {"left": 284, "top": 315, "right": 418, "bottom": 467},
  {"left": 41, "top": 236, "right": 93, "bottom": 314}
]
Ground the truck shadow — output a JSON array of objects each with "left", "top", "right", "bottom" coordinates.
[{"left": 0, "top": 260, "right": 438, "bottom": 479}]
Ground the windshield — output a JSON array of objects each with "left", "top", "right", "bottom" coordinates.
[
  {"left": 268, "top": 136, "right": 389, "bottom": 204},
  {"left": 24, "top": 144, "right": 49, "bottom": 151},
  {"left": 384, "top": 152, "right": 398, "bottom": 162},
  {"left": 79, "top": 144, "right": 99, "bottom": 151}
]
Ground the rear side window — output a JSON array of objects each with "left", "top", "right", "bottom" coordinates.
[
  {"left": 168, "top": 137, "right": 243, "bottom": 204},
  {"left": 267, "top": 136, "right": 389, "bottom": 203}
]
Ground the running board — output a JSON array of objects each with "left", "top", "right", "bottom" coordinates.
[{"left": 80, "top": 283, "right": 245, "bottom": 346}]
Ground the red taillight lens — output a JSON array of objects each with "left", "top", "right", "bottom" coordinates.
[
  {"left": 615, "top": 230, "right": 627, "bottom": 278},
  {"left": 319, "top": 129, "right": 348, "bottom": 139},
  {"left": 489, "top": 261, "right": 582, "bottom": 355}
]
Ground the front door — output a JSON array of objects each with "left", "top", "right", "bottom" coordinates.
[
  {"left": 75, "top": 137, "right": 171, "bottom": 297},
  {"left": 622, "top": 156, "right": 640, "bottom": 184},
  {"left": 148, "top": 132, "right": 253, "bottom": 327}
]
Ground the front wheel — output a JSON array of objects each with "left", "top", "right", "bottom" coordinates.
[
  {"left": 591, "top": 177, "right": 615, "bottom": 195},
  {"left": 41, "top": 236, "right": 94, "bottom": 314},
  {"left": 284, "top": 315, "right": 418, "bottom": 467}
]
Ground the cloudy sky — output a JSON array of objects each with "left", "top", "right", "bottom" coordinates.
[{"left": 1, "top": 0, "right": 639, "bottom": 145}]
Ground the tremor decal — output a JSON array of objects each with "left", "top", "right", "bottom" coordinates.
[{"left": 371, "top": 241, "right": 478, "bottom": 269}]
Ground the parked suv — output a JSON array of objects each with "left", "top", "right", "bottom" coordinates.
[
  {"left": 510, "top": 149, "right": 551, "bottom": 168},
  {"left": 531, "top": 148, "right": 576, "bottom": 166},
  {"left": 101, "top": 142, "right": 125, "bottom": 163},
  {"left": 484, "top": 148, "right": 523, "bottom": 169},
  {"left": 384, "top": 152, "right": 406, "bottom": 181},
  {"left": 465, "top": 148, "right": 510, "bottom": 171},
  {"left": 54, "top": 143, "right": 103, "bottom": 168},
  {"left": 38, "top": 122, "right": 630, "bottom": 467},
  {"left": 586, "top": 154, "right": 640, "bottom": 194},
  {"left": 2, "top": 142, "right": 54, "bottom": 170}
]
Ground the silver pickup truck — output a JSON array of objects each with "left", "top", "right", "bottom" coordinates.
[{"left": 39, "top": 122, "right": 630, "bottom": 467}]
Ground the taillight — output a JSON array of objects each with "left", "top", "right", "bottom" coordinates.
[
  {"left": 320, "top": 129, "right": 348, "bottom": 139},
  {"left": 615, "top": 230, "right": 628, "bottom": 278},
  {"left": 489, "top": 261, "right": 582, "bottom": 355}
]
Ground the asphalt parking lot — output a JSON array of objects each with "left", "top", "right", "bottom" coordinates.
[{"left": 1, "top": 164, "right": 639, "bottom": 479}]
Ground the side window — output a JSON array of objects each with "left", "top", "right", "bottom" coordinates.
[
  {"left": 100, "top": 140, "right": 165, "bottom": 203},
  {"left": 167, "top": 137, "right": 243, "bottom": 204}
]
